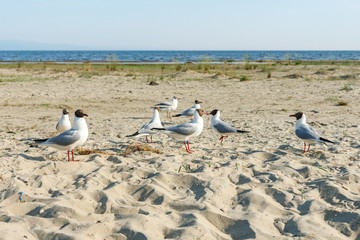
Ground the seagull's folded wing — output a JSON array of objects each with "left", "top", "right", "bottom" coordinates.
[
  {"left": 154, "top": 102, "right": 172, "bottom": 107},
  {"left": 166, "top": 123, "right": 197, "bottom": 135},
  {"left": 213, "top": 121, "right": 237, "bottom": 134},
  {"left": 46, "top": 130, "right": 82, "bottom": 146},
  {"left": 295, "top": 125, "right": 320, "bottom": 140},
  {"left": 181, "top": 107, "right": 195, "bottom": 116}
]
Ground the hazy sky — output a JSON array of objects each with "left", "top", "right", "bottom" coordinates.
[{"left": 1, "top": 0, "right": 360, "bottom": 50}]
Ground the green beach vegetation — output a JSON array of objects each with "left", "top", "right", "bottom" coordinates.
[{"left": 0, "top": 60, "right": 359, "bottom": 83}]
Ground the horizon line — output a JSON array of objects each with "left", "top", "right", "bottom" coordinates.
[{"left": 1, "top": 49, "right": 360, "bottom": 51}]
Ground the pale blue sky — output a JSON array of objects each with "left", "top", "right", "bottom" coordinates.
[{"left": 1, "top": 0, "right": 360, "bottom": 50}]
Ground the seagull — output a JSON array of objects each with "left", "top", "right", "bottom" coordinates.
[
  {"left": 289, "top": 112, "right": 334, "bottom": 152},
  {"left": 209, "top": 109, "right": 249, "bottom": 143},
  {"left": 173, "top": 100, "right": 202, "bottom": 118},
  {"left": 56, "top": 108, "right": 71, "bottom": 133},
  {"left": 152, "top": 96, "right": 179, "bottom": 120},
  {"left": 34, "top": 109, "right": 89, "bottom": 162},
  {"left": 152, "top": 109, "right": 209, "bottom": 153},
  {"left": 126, "top": 107, "right": 163, "bottom": 143}
]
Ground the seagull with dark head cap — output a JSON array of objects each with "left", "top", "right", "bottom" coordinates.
[
  {"left": 35, "top": 109, "right": 89, "bottom": 162},
  {"left": 290, "top": 112, "right": 334, "bottom": 152}
]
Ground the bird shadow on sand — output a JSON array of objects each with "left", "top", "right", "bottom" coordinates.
[
  {"left": 18, "top": 153, "right": 46, "bottom": 161},
  {"left": 124, "top": 117, "right": 150, "bottom": 120},
  {"left": 108, "top": 140, "right": 129, "bottom": 149},
  {"left": 240, "top": 149, "right": 265, "bottom": 155},
  {"left": 350, "top": 142, "right": 360, "bottom": 149}
]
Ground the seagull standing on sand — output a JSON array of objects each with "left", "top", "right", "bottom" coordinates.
[
  {"left": 209, "top": 109, "right": 249, "bottom": 143},
  {"left": 289, "top": 112, "right": 334, "bottom": 152},
  {"left": 152, "top": 109, "right": 209, "bottom": 153},
  {"left": 56, "top": 109, "right": 71, "bottom": 133},
  {"left": 35, "top": 109, "right": 89, "bottom": 162},
  {"left": 152, "top": 96, "right": 179, "bottom": 120},
  {"left": 173, "top": 100, "right": 202, "bottom": 118},
  {"left": 126, "top": 107, "right": 163, "bottom": 143}
]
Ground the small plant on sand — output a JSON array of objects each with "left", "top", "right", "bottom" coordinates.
[
  {"left": 314, "top": 69, "right": 326, "bottom": 75},
  {"left": 243, "top": 53, "right": 251, "bottom": 70},
  {"left": 200, "top": 57, "right": 212, "bottom": 73},
  {"left": 147, "top": 76, "right": 157, "bottom": 84},
  {"left": 341, "top": 84, "right": 354, "bottom": 91},
  {"left": 294, "top": 59, "right": 302, "bottom": 65},
  {"left": 266, "top": 61, "right": 272, "bottom": 78},
  {"left": 239, "top": 75, "right": 250, "bottom": 81},
  {"left": 125, "top": 72, "right": 135, "bottom": 77},
  {"left": 267, "top": 67, "right": 272, "bottom": 78},
  {"left": 84, "top": 61, "right": 91, "bottom": 71},
  {"left": 284, "top": 53, "right": 292, "bottom": 65},
  {"left": 204, "top": 64, "right": 209, "bottom": 72},
  {"left": 160, "top": 64, "right": 165, "bottom": 72},
  {"left": 175, "top": 63, "right": 182, "bottom": 72},
  {"left": 178, "top": 163, "right": 191, "bottom": 173},
  {"left": 106, "top": 54, "right": 118, "bottom": 71},
  {"left": 337, "top": 100, "right": 348, "bottom": 106}
]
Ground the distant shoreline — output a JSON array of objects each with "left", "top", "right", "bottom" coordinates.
[
  {"left": 1, "top": 60, "right": 360, "bottom": 65},
  {"left": 1, "top": 50, "right": 360, "bottom": 62}
]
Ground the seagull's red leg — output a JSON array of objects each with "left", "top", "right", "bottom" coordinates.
[
  {"left": 67, "top": 150, "right": 70, "bottom": 162},
  {"left": 72, "top": 149, "right": 79, "bottom": 162},
  {"left": 146, "top": 136, "right": 149, "bottom": 143},
  {"left": 307, "top": 144, "right": 311, "bottom": 152},
  {"left": 151, "top": 136, "right": 153, "bottom": 143},
  {"left": 303, "top": 142, "right": 306, "bottom": 153},
  {"left": 184, "top": 141, "right": 189, "bottom": 152},
  {"left": 187, "top": 140, "right": 194, "bottom": 153},
  {"left": 219, "top": 136, "right": 224, "bottom": 143}
]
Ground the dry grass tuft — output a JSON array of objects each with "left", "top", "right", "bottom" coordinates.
[
  {"left": 124, "top": 142, "right": 161, "bottom": 156},
  {"left": 337, "top": 100, "right": 348, "bottom": 106},
  {"left": 77, "top": 148, "right": 116, "bottom": 155},
  {"left": 285, "top": 73, "right": 302, "bottom": 79}
]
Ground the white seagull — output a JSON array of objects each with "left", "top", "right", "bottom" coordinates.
[
  {"left": 152, "top": 109, "right": 209, "bottom": 153},
  {"left": 173, "top": 100, "right": 202, "bottom": 118},
  {"left": 126, "top": 107, "right": 163, "bottom": 143},
  {"left": 289, "top": 112, "right": 334, "bottom": 152},
  {"left": 56, "top": 108, "right": 71, "bottom": 133},
  {"left": 209, "top": 109, "right": 249, "bottom": 143},
  {"left": 152, "top": 96, "right": 179, "bottom": 120},
  {"left": 35, "top": 109, "right": 89, "bottom": 162}
]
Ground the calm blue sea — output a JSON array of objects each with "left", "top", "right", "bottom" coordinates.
[{"left": 0, "top": 51, "right": 360, "bottom": 62}]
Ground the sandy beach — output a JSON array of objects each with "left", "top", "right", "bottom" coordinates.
[{"left": 1, "top": 62, "right": 360, "bottom": 239}]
